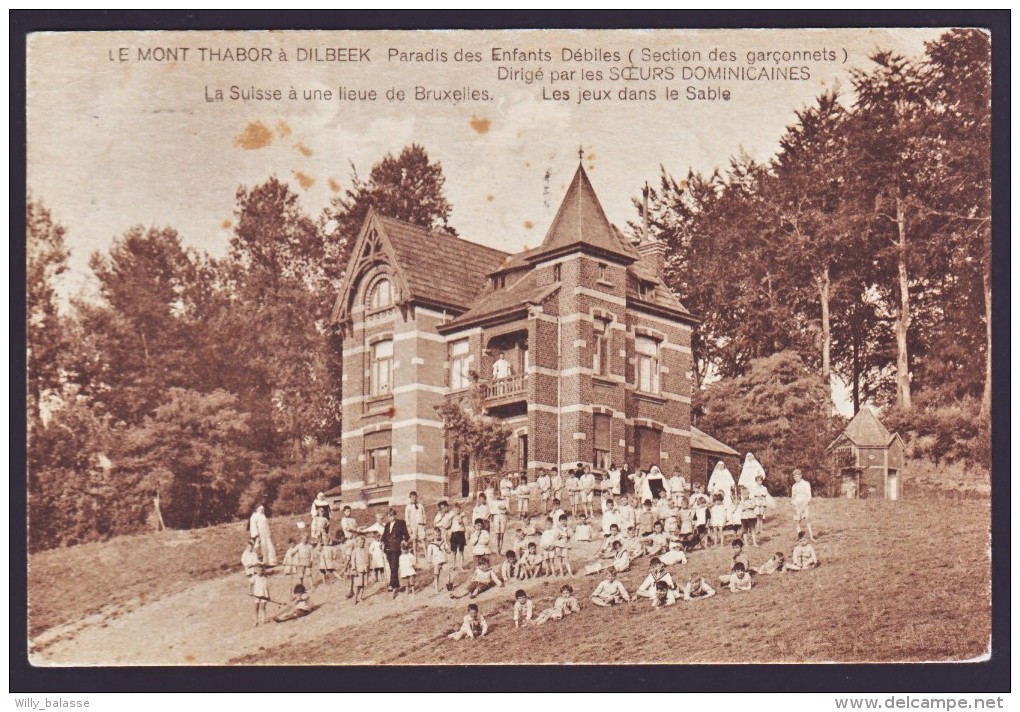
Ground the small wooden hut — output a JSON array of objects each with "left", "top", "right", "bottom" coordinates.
[{"left": 827, "top": 406, "right": 905, "bottom": 500}]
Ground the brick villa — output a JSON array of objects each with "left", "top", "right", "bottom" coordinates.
[{"left": 331, "top": 163, "right": 712, "bottom": 506}]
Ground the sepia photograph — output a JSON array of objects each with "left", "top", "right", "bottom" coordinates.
[{"left": 23, "top": 23, "right": 996, "bottom": 672}]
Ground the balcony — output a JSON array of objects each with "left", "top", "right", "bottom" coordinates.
[{"left": 484, "top": 374, "right": 528, "bottom": 406}]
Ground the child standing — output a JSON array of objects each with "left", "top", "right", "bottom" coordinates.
[
  {"left": 534, "top": 585, "right": 581, "bottom": 624},
  {"left": 448, "top": 603, "right": 488, "bottom": 640},
  {"left": 339, "top": 505, "right": 360, "bottom": 541},
  {"left": 573, "top": 514, "right": 593, "bottom": 542},
  {"left": 242, "top": 541, "right": 259, "bottom": 579},
  {"left": 637, "top": 500, "right": 657, "bottom": 537},
  {"left": 554, "top": 514, "right": 574, "bottom": 577},
  {"left": 433, "top": 500, "right": 454, "bottom": 544},
  {"left": 489, "top": 494, "right": 509, "bottom": 555},
  {"left": 709, "top": 493, "right": 727, "bottom": 547},
  {"left": 753, "top": 475, "right": 770, "bottom": 535},
  {"left": 538, "top": 517, "right": 559, "bottom": 576},
  {"left": 367, "top": 531, "right": 386, "bottom": 582},
  {"left": 590, "top": 569, "right": 631, "bottom": 607},
  {"left": 579, "top": 467, "right": 596, "bottom": 519},
  {"left": 398, "top": 540, "right": 417, "bottom": 594},
  {"left": 449, "top": 504, "right": 467, "bottom": 571},
  {"left": 512, "top": 589, "right": 534, "bottom": 628},
  {"left": 404, "top": 491, "right": 428, "bottom": 558},
  {"left": 469, "top": 518, "right": 492, "bottom": 565},
  {"left": 550, "top": 468, "right": 563, "bottom": 507},
  {"left": 345, "top": 535, "right": 369, "bottom": 603},
  {"left": 293, "top": 535, "right": 313, "bottom": 587},
  {"left": 791, "top": 469, "right": 815, "bottom": 540},
  {"left": 249, "top": 563, "right": 271, "bottom": 627},
  {"left": 515, "top": 475, "right": 531, "bottom": 517},
  {"left": 281, "top": 538, "right": 297, "bottom": 578},
  {"left": 426, "top": 527, "right": 451, "bottom": 592},
  {"left": 738, "top": 487, "right": 759, "bottom": 547},
  {"left": 471, "top": 493, "right": 491, "bottom": 529},
  {"left": 537, "top": 469, "right": 552, "bottom": 512}
]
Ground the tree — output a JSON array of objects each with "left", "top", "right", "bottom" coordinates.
[
  {"left": 435, "top": 377, "right": 510, "bottom": 482},
  {"left": 82, "top": 226, "right": 204, "bottom": 423},
  {"left": 697, "top": 351, "right": 843, "bottom": 496},
  {"left": 114, "top": 388, "right": 264, "bottom": 529},
  {"left": 26, "top": 199, "right": 69, "bottom": 421},
  {"left": 918, "top": 29, "right": 992, "bottom": 415}
]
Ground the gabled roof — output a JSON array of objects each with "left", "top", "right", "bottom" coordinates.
[
  {"left": 525, "top": 165, "right": 639, "bottom": 265},
  {"left": 378, "top": 216, "right": 508, "bottom": 310},
  {"left": 439, "top": 270, "right": 560, "bottom": 332},
  {"left": 690, "top": 426, "right": 739, "bottom": 456},
  {"left": 331, "top": 212, "right": 508, "bottom": 323},
  {"left": 842, "top": 406, "right": 894, "bottom": 447}
]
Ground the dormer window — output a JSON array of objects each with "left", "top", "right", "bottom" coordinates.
[
  {"left": 368, "top": 278, "right": 393, "bottom": 310},
  {"left": 639, "top": 282, "right": 655, "bottom": 299},
  {"left": 492, "top": 274, "right": 506, "bottom": 290}
]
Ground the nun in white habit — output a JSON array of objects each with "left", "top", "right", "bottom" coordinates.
[
  {"left": 707, "top": 461, "right": 736, "bottom": 503},
  {"left": 737, "top": 453, "right": 766, "bottom": 492}
]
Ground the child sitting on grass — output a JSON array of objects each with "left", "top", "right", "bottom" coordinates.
[
  {"left": 448, "top": 603, "right": 488, "bottom": 640},
  {"left": 513, "top": 516, "right": 540, "bottom": 558},
  {"left": 751, "top": 551, "right": 786, "bottom": 576},
  {"left": 642, "top": 520, "right": 669, "bottom": 557},
  {"left": 512, "top": 589, "right": 534, "bottom": 628},
  {"left": 273, "top": 583, "right": 312, "bottom": 623},
  {"left": 682, "top": 572, "right": 716, "bottom": 601},
  {"left": 451, "top": 556, "right": 504, "bottom": 599},
  {"left": 534, "top": 584, "right": 581, "bottom": 624},
  {"left": 786, "top": 532, "right": 819, "bottom": 570},
  {"left": 719, "top": 539, "right": 750, "bottom": 585},
  {"left": 635, "top": 557, "right": 676, "bottom": 599},
  {"left": 499, "top": 550, "right": 519, "bottom": 583},
  {"left": 727, "top": 562, "right": 753, "bottom": 593},
  {"left": 590, "top": 569, "right": 631, "bottom": 607},
  {"left": 584, "top": 539, "right": 631, "bottom": 576},
  {"left": 520, "top": 542, "right": 544, "bottom": 579},
  {"left": 652, "top": 579, "right": 679, "bottom": 608}
]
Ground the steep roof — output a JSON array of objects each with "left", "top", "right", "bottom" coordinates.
[
  {"left": 378, "top": 216, "right": 509, "bottom": 310},
  {"left": 440, "top": 270, "right": 560, "bottom": 331},
  {"left": 690, "top": 426, "right": 739, "bottom": 456},
  {"left": 841, "top": 406, "right": 894, "bottom": 448},
  {"left": 525, "top": 164, "right": 639, "bottom": 265}
]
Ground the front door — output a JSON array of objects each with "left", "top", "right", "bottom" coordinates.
[{"left": 460, "top": 455, "right": 471, "bottom": 498}]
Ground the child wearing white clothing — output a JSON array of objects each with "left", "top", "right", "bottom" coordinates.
[{"left": 590, "top": 570, "right": 631, "bottom": 607}]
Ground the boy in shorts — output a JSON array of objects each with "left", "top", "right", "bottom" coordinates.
[
  {"left": 449, "top": 504, "right": 467, "bottom": 571},
  {"left": 404, "top": 491, "right": 428, "bottom": 557},
  {"left": 537, "top": 469, "right": 552, "bottom": 511},
  {"left": 790, "top": 469, "right": 815, "bottom": 540},
  {"left": 590, "top": 569, "right": 631, "bottom": 607},
  {"left": 448, "top": 603, "right": 488, "bottom": 640},
  {"left": 787, "top": 531, "right": 819, "bottom": 570}
]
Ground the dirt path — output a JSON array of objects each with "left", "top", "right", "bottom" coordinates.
[{"left": 32, "top": 539, "right": 609, "bottom": 666}]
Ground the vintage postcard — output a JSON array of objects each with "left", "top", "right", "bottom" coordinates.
[{"left": 25, "top": 26, "right": 994, "bottom": 669}]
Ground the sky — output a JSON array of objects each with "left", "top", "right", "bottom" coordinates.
[{"left": 27, "top": 28, "right": 947, "bottom": 414}]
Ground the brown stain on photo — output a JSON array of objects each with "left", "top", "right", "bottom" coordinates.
[
  {"left": 222, "top": 220, "right": 232, "bottom": 230},
  {"left": 293, "top": 172, "right": 315, "bottom": 190},
  {"left": 295, "top": 142, "right": 313, "bottom": 157},
  {"left": 486, "top": 195, "right": 495, "bottom": 202},
  {"left": 523, "top": 221, "right": 534, "bottom": 230},
  {"left": 328, "top": 178, "right": 341, "bottom": 193},
  {"left": 469, "top": 116, "right": 491, "bottom": 134},
  {"left": 276, "top": 121, "right": 292, "bottom": 138},
  {"left": 234, "top": 121, "right": 274, "bottom": 150},
  {"left": 586, "top": 152, "right": 596, "bottom": 161}
]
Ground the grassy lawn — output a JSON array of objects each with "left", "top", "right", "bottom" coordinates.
[{"left": 231, "top": 497, "right": 991, "bottom": 664}]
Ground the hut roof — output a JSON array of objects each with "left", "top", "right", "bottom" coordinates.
[
  {"left": 836, "top": 406, "right": 896, "bottom": 448},
  {"left": 690, "top": 426, "right": 739, "bottom": 456}
]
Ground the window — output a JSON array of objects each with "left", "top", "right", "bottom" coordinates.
[
  {"left": 553, "top": 264, "right": 561, "bottom": 281},
  {"left": 368, "top": 278, "right": 393, "bottom": 310},
  {"left": 636, "top": 336, "right": 660, "bottom": 394},
  {"left": 450, "top": 339, "right": 472, "bottom": 390},
  {"left": 598, "top": 263, "right": 609, "bottom": 282},
  {"left": 518, "top": 434, "right": 529, "bottom": 471},
  {"left": 367, "top": 446, "right": 392, "bottom": 485},
  {"left": 593, "top": 317, "right": 611, "bottom": 376},
  {"left": 639, "top": 282, "right": 655, "bottom": 300},
  {"left": 370, "top": 339, "right": 393, "bottom": 396},
  {"left": 593, "top": 414, "right": 612, "bottom": 470}
]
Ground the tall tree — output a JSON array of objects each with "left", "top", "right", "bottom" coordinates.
[
  {"left": 918, "top": 29, "right": 992, "bottom": 414},
  {"left": 847, "top": 51, "right": 939, "bottom": 410},
  {"left": 26, "top": 199, "right": 70, "bottom": 421}
]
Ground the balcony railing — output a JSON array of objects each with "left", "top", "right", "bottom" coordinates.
[{"left": 484, "top": 374, "right": 528, "bottom": 402}]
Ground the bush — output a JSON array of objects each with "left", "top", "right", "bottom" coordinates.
[{"left": 882, "top": 394, "right": 990, "bottom": 470}]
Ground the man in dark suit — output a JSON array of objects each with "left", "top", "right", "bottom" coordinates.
[{"left": 381, "top": 507, "right": 409, "bottom": 597}]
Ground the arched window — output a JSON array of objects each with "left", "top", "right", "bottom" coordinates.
[{"left": 368, "top": 277, "right": 393, "bottom": 310}]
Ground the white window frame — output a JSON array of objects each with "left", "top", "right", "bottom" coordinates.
[
  {"left": 370, "top": 339, "right": 393, "bottom": 396},
  {"left": 449, "top": 339, "right": 473, "bottom": 390},
  {"left": 636, "top": 336, "right": 661, "bottom": 395}
]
